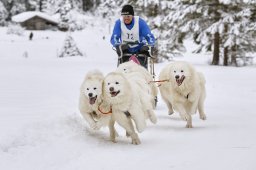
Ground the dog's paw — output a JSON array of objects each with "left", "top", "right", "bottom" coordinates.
[
  {"left": 179, "top": 113, "right": 189, "bottom": 121},
  {"left": 149, "top": 116, "right": 157, "bottom": 124},
  {"left": 186, "top": 123, "right": 193, "bottom": 128},
  {"left": 90, "top": 123, "right": 100, "bottom": 130},
  {"left": 131, "top": 138, "right": 141, "bottom": 145},
  {"left": 200, "top": 114, "right": 207, "bottom": 120},
  {"left": 149, "top": 112, "right": 157, "bottom": 124},
  {"left": 126, "top": 131, "right": 130, "bottom": 138},
  {"left": 130, "top": 133, "right": 141, "bottom": 145},
  {"left": 114, "top": 130, "right": 119, "bottom": 137},
  {"left": 110, "top": 130, "right": 117, "bottom": 143},
  {"left": 168, "top": 110, "right": 174, "bottom": 115},
  {"left": 110, "top": 137, "right": 117, "bottom": 143},
  {"left": 95, "top": 122, "right": 104, "bottom": 130}
]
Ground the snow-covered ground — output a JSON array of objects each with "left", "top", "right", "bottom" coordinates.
[{"left": 0, "top": 26, "right": 256, "bottom": 170}]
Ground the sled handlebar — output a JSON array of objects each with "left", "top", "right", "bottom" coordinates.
[{"left": 115, "top": 44, "right": 155, "bottom": 59}]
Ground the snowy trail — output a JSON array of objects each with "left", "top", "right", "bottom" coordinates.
[{"left": 0, "top": 28, "right": 256, "bottom": 170}]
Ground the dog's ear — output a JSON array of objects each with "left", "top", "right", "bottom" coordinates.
[{"left": 84, "top": 75, "right": 91, "bottom": 81}]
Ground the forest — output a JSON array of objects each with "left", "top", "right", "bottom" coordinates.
[{"left": 1, "top": 0, "right": 256, "bottom": 66}]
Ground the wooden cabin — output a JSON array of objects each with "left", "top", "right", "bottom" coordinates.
[{"left": 12, "top": 11, "right": 58, "bottom": 30}]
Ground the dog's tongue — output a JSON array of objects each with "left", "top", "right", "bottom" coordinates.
[
  {"left": 111, "top": 92, "right": 117, "bottom": 97},
  {"left": 176, "top": 75, "right": 185, "bottom": 86},
  {"left": 89, "top": 96, "right": 97, "bottom": 105},
  {"left": 110, "top": 91, "right": 120, "bottom": 97}
]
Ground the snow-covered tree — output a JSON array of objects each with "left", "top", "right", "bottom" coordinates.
[
  {"left": 152, "top": 0, "right": 187, "bottom": 61},
  {"left": 97, "top": 0, "right": 122, "bottom": 34},
  {"left": 58, "top": 0, "right": 72, "bottom": 31},
  {"left": 159, "top": 0, "right": 256, "bottom": 66},
  {"left": 219, "top": 3, "right": 253, "bottom": 66},
  {"left": 59, "top": 34, "right": 83, "bottom": 57},
  {"left": 132, "top": 0, "right": 159, "bottom": 17},
  {"left": 10, "top": 3, "right": 26, "bottom": 16},
  {"left": 6, "top": 23, "right": 25, "bottom": 36},
  {"left": 22, "top": 0, "right": 43, "bottom": 11},
  {"left": 56, "top": 0, "right": 85, "bottom": 31},
  {"left": 0, "top": 1, "right": 8, "bottom": 26},
  {"left": 41, "top": 0, "right": 59, "bottom": 15},
  {"left": 82, "top": 0, "right": 101, "bottom": 12},
  {"left": 159, "top": 0, "right": 221, "bottom": 63}
]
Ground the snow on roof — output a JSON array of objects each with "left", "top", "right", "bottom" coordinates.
[{"left": 12, "top": 11, "right": 58, "bottom": 24}]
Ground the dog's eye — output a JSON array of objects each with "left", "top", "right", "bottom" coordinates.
[
  {"left": 108, "top": 83, "right": 110, "bottom": 85},
  {"left": 181, "top": 70, "right": 184, "bottom": 73},
  {"left": 174, "top": 71, "right": 176, "bottom": 73},
  {"left": 86, "top": 88, "right": 89, "bottom": 90},
  {"left": 115, "top": 82, "right": 119, "bottom": 85},
  {"left": 93, "top": 87, "right": 97, "bottom": 90}
]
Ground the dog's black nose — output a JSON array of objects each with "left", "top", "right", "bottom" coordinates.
[
  {"left": 175, "top": 75, "right": 180, "bottom": 79},
  {"left": 109, "top": 87, "right": 114, "bottom": 92},
  {"left": 88, "top": 93, "right": 93, "bottom": 97}
]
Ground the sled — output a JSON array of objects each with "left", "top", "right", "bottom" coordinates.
[
  {"left": 116, "top": 44, "right": 156, "bottom": 79},
  {"left": 115, "top": 44, "right": 158, "bottom": 107}
]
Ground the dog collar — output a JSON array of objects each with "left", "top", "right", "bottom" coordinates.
[{"left": 98, "top": 104, "right": 112, "bottom": 114}]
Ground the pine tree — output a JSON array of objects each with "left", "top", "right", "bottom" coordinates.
[
  {"left": 82, "top": 0, "right": 101, "bottom": 12},
  {"left": 41, "top": 0, "right": 59, "bottom": 15},
  {"left": 10, "top": 2, "right": 26, "bottom": 17},
  {"left": 0, "top": 1, "right": 8, "bottom": 26},
  {"left": 207, "top": 0, "right": 256, "bottom": 66},
  {"left": 97, "top": 0, "right": 123, "bottom": 34},
  {"left": 59, "top": 34, "right": 83, "bottom": 57},
  {"left": 97, "top": 0, "right": 118, "bottom": 19},
  {"left": 159, "top": 0, "right": 255, "bottom": 66},
  {"left": 155, "top": 0, "right": 187, "bottom": 61},
  {"left": 58, "top": 0, "right": 72, "bottom": 31}
]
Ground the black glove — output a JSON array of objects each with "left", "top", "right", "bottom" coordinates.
[
  {"left": 116, "top": 44, "right": 129, "bottom": 56},
  {"left": 140, "top": 45, "right": 149, "bottom": 52},
  {"left": 121, "top": 44, "right": 129, "bottom": 51}
]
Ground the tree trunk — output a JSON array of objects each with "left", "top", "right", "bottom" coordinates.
[
  {"left": 223, "top": 23, "right": 228, "bottom": 66},
  {"left": 39, "top": 0, "right": 43, "bottom": 12},
  {"left": 231, "top": 35, "right": 237, "bottom": 66},
  {"left": 223, "top": 47, "right": 228, "bottom": 66},
  {"left": 6, "top": 0, "right": 14, "bottom": 21},
  {"left": 82, "top": 0, "right": 97, "bottom": 12},
  {"left": 231, "top": 45, "right": 237, "bottom": 66},
  {"left": 212, "top": 32, "right": 220, "bottom": 65}
]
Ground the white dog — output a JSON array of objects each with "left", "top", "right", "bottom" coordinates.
[
  {"left": 158, "top": 61, "right": 206, "bottom": 128},
  {"left": 116, "top": 61, "right": 158, "bottom": 109},
  {"left": 103, "top": 71, "right": 154, "bottom": 144},
  {"left": 79, "top": 70, "right": 116, "bottom": 141}
]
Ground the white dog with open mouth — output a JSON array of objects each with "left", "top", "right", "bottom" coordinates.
[
  {"left": 103, "top": 71, "right": 154, "bottom": 144},
  {"left": 79, "top": 70, "right": 116, "bottom": 140},
  {"left": 158, "top": 61, "right": 206, "bottom": 128},
  {"left": 116, "top": 61, "right": 158, "bottom": 109}
]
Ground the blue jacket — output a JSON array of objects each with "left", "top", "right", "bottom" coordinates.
[{"left": 110, "top": 17, "right": 155, "bottom": 53}]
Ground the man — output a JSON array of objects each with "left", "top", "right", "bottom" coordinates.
[
  {"left": 110, "top": 4, "right": 155, "bottom": 68},
  {"left": 29, "top": 32, "right": 33, "bottom": 40}
]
